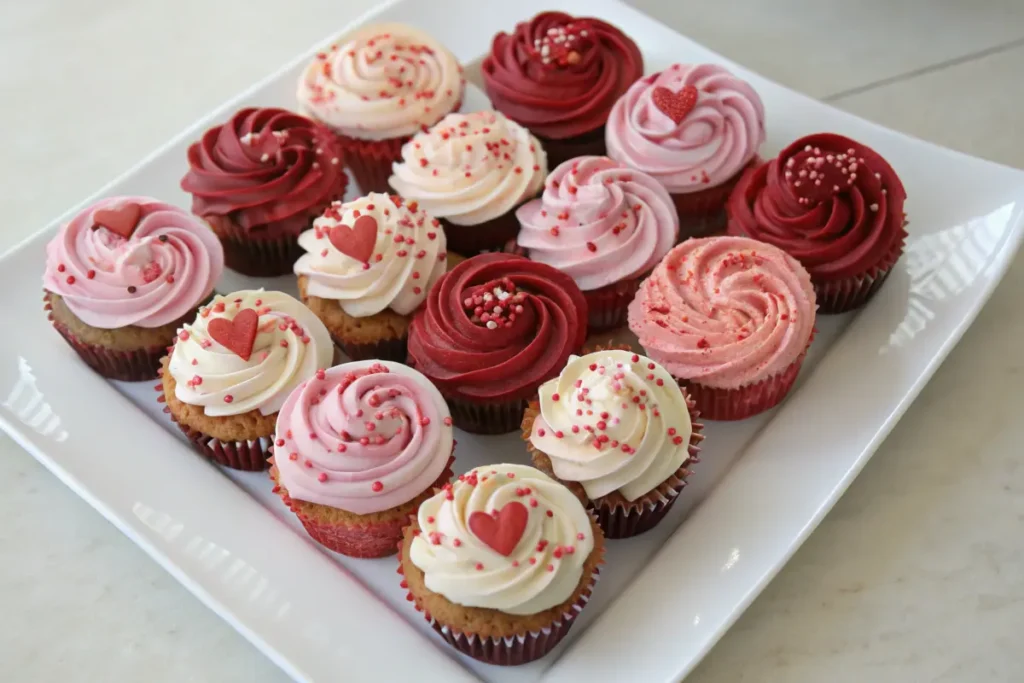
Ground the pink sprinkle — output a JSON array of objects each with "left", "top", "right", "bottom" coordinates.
[
  {"left": 372, "top": 481, "right": 384, "bottom": 492},
  {"left": 317, "top": 472, "right": 328, "bottom": 482}
]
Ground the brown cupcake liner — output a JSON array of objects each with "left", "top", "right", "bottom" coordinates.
[
  {"left": 332, "top": 332, "right": 408, "bottom": 364},
  {"left": 44, "top": 292, "right": 177, "bottom": 382},
  {"left": 584, "top": 278, "right": 639, "bottom": 333},
  {"left": 537, "top": 126, "right": 607, "bottom": 170},
  {"left": 523, "top": 386, "right": 705, "bottom": 539},
  {"left": 444, "top": 394, "right": 528, "bottom": 435},
  {"left": 813, "top": 222, "right": 906, "bottom": 314},
  {"left": 672, "top": 157, "right": 761, "bottom": 241},
  {"left": 441, "top": 207, "right": 525, "bottom": 257},
  {"left": 397, "top": 513, "right": 604, "bottom": 666},
  {"left": 271, "top": 455, "right": 455, "bottom": 558}
]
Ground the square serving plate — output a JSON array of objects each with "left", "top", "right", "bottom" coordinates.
[{"left": 3, "top": 0, "right": 1023, "bottom": 681}]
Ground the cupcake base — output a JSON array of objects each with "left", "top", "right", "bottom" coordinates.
[
  {"left": 397, "top": 514, "right": 604, "bottom": 665},
  {"left": 538, "top": 126, "right": 607, "bottom": 170},
  {"left": 584, "top": 278, "right": 640, "bottom": 333},
  {"left": 816, "top": 266, "right": 895, "bottom": 314},
  {"left": 271, "top": 454, "right": 454, "bottom": 558},
  {"left": 441, "top": 209, "right": 525, "bottom": 257},
  {"left": 445, "top": 395, "right": 528, "bottom": 435},
  {"left": 672, "top": 158, "right": 760, "bottom": 240},
  {"left": 337, "top": 134, "right": 407, "bottom": 194}
]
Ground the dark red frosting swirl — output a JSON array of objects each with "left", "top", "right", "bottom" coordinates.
[
  {"left": 481, "top": 12, "right": 643, "bottom": 140},
  {"left": 726, "top": 133, "right": 906, "bottom": 282},
  {"left": 181, "top": 107, "right": 347, "bottom": 234},
  {"left": 407, "top": 253, "right": 588, "bottom": 402}
]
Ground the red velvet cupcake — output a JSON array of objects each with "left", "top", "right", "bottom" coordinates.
[
  {"left": 726, "top": 132, "right": 908, "bottom": 313},
  {"left": 481, "top": 12, "right": 643, "bottom": 169},
  {"left": 181, "top": 107, "right": 347, "bottom": 276},
  {"left": 297, "top": 23, "right": 464, "bottom": 194},
  {"left": 407, "top": 253, "right": 588, "bottom": 434}
]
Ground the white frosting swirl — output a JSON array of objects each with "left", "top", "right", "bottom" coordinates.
[
  {"left": 293, "top": 193, "right": 447, "bottom": 317},
  {"left": 297, "top": 23, "right": 464, "bottom": 141},
  {"left": 388, "top": 111, "right": 547, "bottom": 226},
  {"left": 530, "top": 350, "right": 692, "bottom": 501},
  {"left": 409, "top": 464, "right": 594, "bottom": 615},
  {"left": 168, "top": 290, "right": 333, "bottom": 417}
]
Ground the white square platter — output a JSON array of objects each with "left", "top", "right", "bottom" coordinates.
[{"left": 1, "top": 0, "right": 1022, "bottom": 681}]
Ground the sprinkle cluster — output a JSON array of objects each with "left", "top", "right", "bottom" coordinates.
[
  {"left": 785, "top": 143, "right": 884, "bottom": 209},
  {"left": 461, "top": 278, "right": 528, "bottom": 329},
  {"left": 530, "top": 21, "right": 595, "bottom": 67}
]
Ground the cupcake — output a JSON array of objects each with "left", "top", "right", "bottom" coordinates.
[
  {"left": 726, "top": 132, "right": 908, "bottom": 313},
  {"left": 181, "top": 107, "right": 348, "bottom": 276},
  {"left": 515, "top": 156, "right": 678, "bottom": 331},
  {"left": 294, "top": 193, "right": 449, "bottom": 362},
  {"left": 43, "top": 196, "right": 224, "bottom": 381},
  {"left": 628, "top": 237, "right": 816, "bottom": 421},
  {"left": 523, "top": 349, "right": 703, "bottom": 538},
  {"left": 388, "top": 111, "right": 547, "bottom": 255},
  {"left": 407, "top": 253, "right": 587, "bottom": 434},
  {"left": 398, "top": 463, "right": 604, "bottom": 665},
  {"left": 160, "top": 289, "right": 333, "bottom": 470},
  {"left": 606, "top": 64, "right": 765, "bottom": 238},
  {"left": 481, "top": 12, "right": 643, "bottom": 168},
  {"left": 270, "top": 360, "right": 455, "bottom": 558},
  {"left": 297, "top": 23, "right": 464, "bottom": 194}
]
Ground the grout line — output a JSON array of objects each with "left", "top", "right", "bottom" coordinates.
[{"left": 823, "top": 35, "right": 1024, "bottom": 102}]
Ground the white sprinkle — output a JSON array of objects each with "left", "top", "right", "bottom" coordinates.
[
  {"left": 313, "top": 162, "right": 319, "bottom": 169},
  {"left": 809, "top": 171, "right": 817, "bottom": 179},
  {"left": 240, "top": 132, "right": 257, "bottom": 145},
  {"left": 541, "top": 45, "right": 550, "bottom": 56},
  {"left": 493, "top": 306, "right": 503, "bottom": 315},
  {"left": 882, "top": 189, "right": 887, "bottom": 194},
  {"left": 483, "top": 293, "right": 494, "bottom": 302},
  {"left": 580, "top": 30, "right": 588, "bottom": 37},
  {"left": 804, "top": 145, "right": 812, "bottom": 152},
  {"left": 260, "top": 153, "right": 269, "bottom": 162},
  {"left": 847, "top": 148, "right": 855, "bottom": 154},
  {"left": 869, "top": 203, "right": 879, "bottom": 212},
  {"left": 849, "top": 162, "right": 858, "bottom": 171},
  {"left": 814, "top": 180, "right": 822, "bottom": 186},
  {"left": 794, "top": 181, "right": 801, "bottom": 187},
  {"left": 798, "top": 170, "right": 807, "bottom": 178},
  {"left": 850, "top": 173, "right": 857, "bottom": 181},
  {"left": 486, "top": 320, "right": 498, "bottom": 329},
  {"left": 784, "top": 171, "right": 792, "bottom": 179},
  {"left": 331, "top": 158, "right": 340, "bottom": 165},
  {"left": 813, "top": 147, "right": 821, "bottom": 155},
  {"left": 875, "top": 172, "right": 881, "bottom": 179},
  {"left": 316, "top": 147, "right": 323, "bottom": 154},
  {"left": 833, "top": 185, "right": 840, "bottom": 191},
  {"left": 272, "top": 130, "right": 287, "bottom": 140},
  {"left": 786, "top": 158, "right": 795, "bottom": 168}
]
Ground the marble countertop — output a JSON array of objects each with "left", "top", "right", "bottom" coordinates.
[{"left": 2, "top": 1, "right": 1023, "bottom": 681}]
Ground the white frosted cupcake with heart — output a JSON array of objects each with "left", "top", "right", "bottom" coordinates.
[
  {"left": 293, "top": 192, "right": 452, "bottom": 362},
  {"left": 160, "top": 289, "right": 334, "bottom": 470}
]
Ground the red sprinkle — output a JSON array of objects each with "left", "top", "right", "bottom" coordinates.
[{"left": 371, "top": 481, "right": 384, "bottom": 492}]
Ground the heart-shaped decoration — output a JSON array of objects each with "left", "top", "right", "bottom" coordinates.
[
  {"left": 651, "top": 85, "right": 698, "bottom": 124},
  {"left": 208, "top": 308, "right": 259, "bottom": 361},
  {"left": 468, "top": 501, "right": 529, "bottom": 557},
  {"left": 328, "top": 215, "right": 378, "bottom": 263},
  {"left": 92, "top": 201, "right": 142, "bottom": 239}
]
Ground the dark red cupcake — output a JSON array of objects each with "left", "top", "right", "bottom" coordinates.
[
  {"left": 181, "top": 107, "right": 348, "bottom": 276},
  {"left": 726, "top": 132, "right": 908, "bottom": 313},
  {"left": 482, "top": 12, "right": 643, "bottom": 169},
  {"left": 406, "top": 253, "right": 588, "bottom": 434}
]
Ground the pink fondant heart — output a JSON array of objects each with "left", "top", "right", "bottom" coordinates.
[
  {"left": 468, "top": 501, "right": 529, "bottom": 556},
  {"left": 651, "top": 85, "right": 698, "bottom": 124},
  {"left": 92, "top": 202, "right": 142, "bottom": 239},
  {"left": 328, "top": 215, "right": 378, "bottom": 263},
  {"left": 208, "top": 308, "right": 259, "bottom": 361}
]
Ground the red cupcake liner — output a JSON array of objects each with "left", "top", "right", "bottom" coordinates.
[
  {"left": 273, "top": 456, "right": 455, "bottom": 559},
  {"left": 397, "top": 519, "right": 602, "bottom": 666},
  {"left": 584, "top": 278, "right": 639, "bottom": 332},
  {"left": 205, "top": 215, "right": 304, "bottom": 277},
  {"left": 815, "top": 265, "right": 895, "bottom": 314},
  {"left": 442, "top": 208, "right": 525, "bottom": 257},
  {"left": 45, "top": 293, "right": 174, "bottom": 382},
  {"left": 445, "top": 395, "right": 528, "bottom": 435},
  {"left": 332, "top": 333, "right": 408, "bottom": 364},
  {"left": 337, "top": 134, "right": 408, "bottom": 194},
  {"left": 538, "top": 126, "right": 607, "bottom": 170},
  {"left": 672, "top": 158, "right": 761, "bottom": 241},
  {"left": 165, "top": 405, "right": 272, "bottom": 471}
]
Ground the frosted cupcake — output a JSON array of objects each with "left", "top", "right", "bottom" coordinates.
[
  {"left": 271, "top": 360, "right": 455, "bottom": 558},
  {"left": 515, "top": 156, "right": 678, "bottom": 331},
  {"left": 523, "top": 349, "right": 703, "bottom": 538},
  {"left": 294, "top": 193, "right": 449, "bottom": 362},
  {"left": 398, "top": 464, "right": 604, "bottom": 665},
  {"left": 606, "top": 63, "right": 765, "bottom": 238},
  {"left": 161, "top": 289, "right": 333, "bottom": 470},
  {"left": 388, "top": 111, "right": 547, "bottom": 255},
  {"left": 628, "top": 237, "right": 816, "bottom": 421},
  {"left": 298, "top": 23, "right": 464, "bottom": 193},
  {"left": 43, "top": 196, "right": 224, "bottom": 381}
]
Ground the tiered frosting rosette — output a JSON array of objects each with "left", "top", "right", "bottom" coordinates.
[
  {"left": 389, "top": 111, "right": 548, "bottom": 255},
  {"left": 522, "top": 348, "right": 704, "bottom": 538},
  {"left": 516, "top": 156, "right": 679, "bottom": 331},
  {"left": 481, "top": 12, "right": 644, "bottom": 168},
  {"left": 726, "top": 132, "right": 908, "bottom": 313},
  {"left": 407, "top": 253, "right": 588, "bottom": 434},
  {"left": 606, "top": 63, "right": 765, "bottom": 239},
  {"left": 269, "top": 360, "right": 455, "bottom": 558},
  {"left": 297, "top": 23, "right": 465, "bottom": 194},
  {"left": 629, "top": 237, "right": 817, "bottom": 421},
  {"left": 398, "top": 464, "right": 604, "bottom": 666},
  {"left": 181, "top": 108, "right": 348, "bottom": 276},
  {"left": 42, "top": 196, "right": 224, "bottom": 381},
  {"left": 159, "top": 290, "right": 334, "bottom": 470}
]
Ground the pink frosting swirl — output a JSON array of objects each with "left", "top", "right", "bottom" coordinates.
[
  {"left": 43, "top": 196, "right": 224, "bottom": 329},
  {"left": 274, "top": 360, "right": 454, "bottom": 514},
  {"left": 628, "top": 237, "right": 815, "bottom": 389},
  {"left": 606, "top": 64, "right": 765, "bottom": 194},
  {"left": 515, "top": 156, "right": 678, "bottom": 290}
]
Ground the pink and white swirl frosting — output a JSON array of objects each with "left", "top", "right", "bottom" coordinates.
[
  {"left": 515, "top": 156, "right": 678, "bottom": 291},
  {"left": 294, "top": 193, "right": 448, "bottom": 317},
  {"left": 297, "top": 23, "right": 464, "bottom": 141},
  {"left": 43, "top": 196, "right": 223, "bottom": 329},
  {"left": 388, "top": 111, "right": 547, "bottom": 226},
  {"left": 274, "top": 360, "right": 454, "bottom": 514},
  {"left": 628, "top": 237, "right": 815, "bottom": 389},
  {"left": 606, "top": 64, "right": 765, "bottom": 194}
]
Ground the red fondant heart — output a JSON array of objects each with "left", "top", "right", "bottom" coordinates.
[
  {"left": 468, "top": 501, "right": 529, "bottom": 557},
  {"left": 208, "top": 308, "right": 259, "bottom": 361},
  {"left": 93, "top": 202, "right": 142, "bottom": 239},
  {"left": 328, "top": 215, "right": 378, "bottom": 263},
  {"left": 652, "top": 85, "right": 698, "bottom": 124}
]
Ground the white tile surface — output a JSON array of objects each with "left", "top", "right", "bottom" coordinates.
[{"left": 1, "top": 1, "right": 1022, "bottom": 682}]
